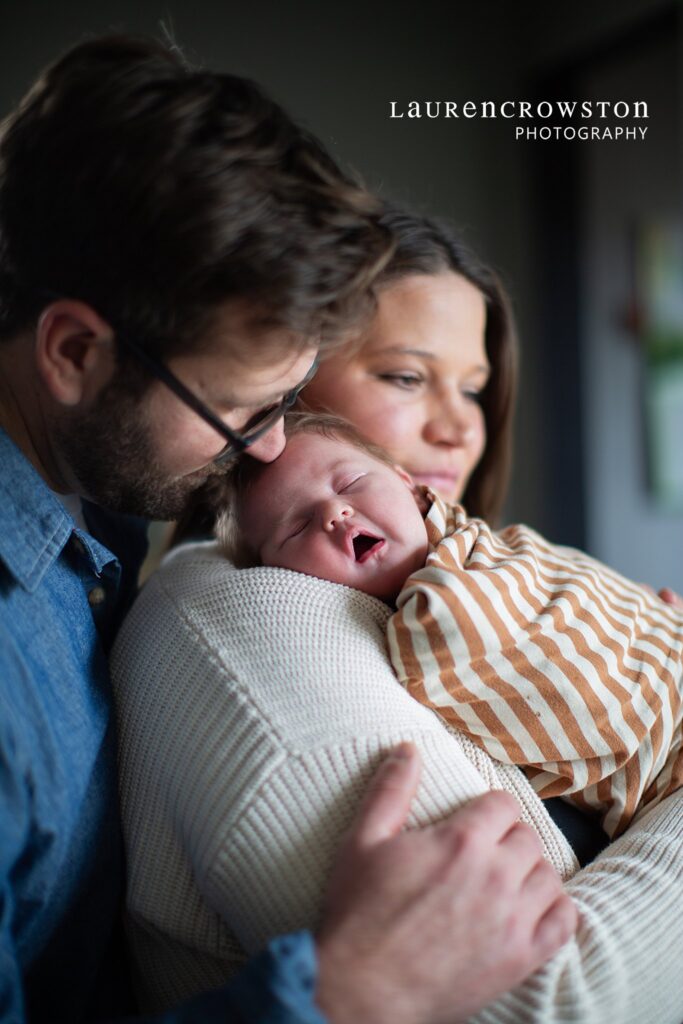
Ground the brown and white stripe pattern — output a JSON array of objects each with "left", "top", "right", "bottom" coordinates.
[{"left": 388, "top": 497, "right": 683, "bottom": 837}]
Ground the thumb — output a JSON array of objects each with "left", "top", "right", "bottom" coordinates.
[{"left": 347, "top": 743, "right": 422, "bottom": 851}]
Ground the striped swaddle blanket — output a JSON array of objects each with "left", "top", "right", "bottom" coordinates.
[{"left": 388, "top": 496, "right": 683, "bottom": 837}]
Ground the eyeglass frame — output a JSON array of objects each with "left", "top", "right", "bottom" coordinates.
[{"left": 116, "top": 333, "right": 319, "bottom": 464}]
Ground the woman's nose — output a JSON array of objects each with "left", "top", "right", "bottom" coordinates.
[
  {"left": 423, "top": 398, "right": 475, "bottom": 447},
  {"left": 321, "top": 498, "right": 354, "bottom": 532},
  {"left": 243, "top": 420, "right": 287, "bottom": 463}
]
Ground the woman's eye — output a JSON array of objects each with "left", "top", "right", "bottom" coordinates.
[
  {"left": 463, "top": 388, "right": 484, "bottom": 405},
  {"left": 375, "top": 372, "right": 424, "bottom": 391}
]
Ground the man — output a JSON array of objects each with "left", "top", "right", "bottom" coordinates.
[{"left": 0, "top": 35, "right": 576, "bottom": 1022}]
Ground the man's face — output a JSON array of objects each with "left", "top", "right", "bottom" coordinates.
[
  {"left": 242, "top": 432, "right": 429, "bottom": 604},
  {"left": 53, "top": 311, "right": 318, "bottom": 519}
]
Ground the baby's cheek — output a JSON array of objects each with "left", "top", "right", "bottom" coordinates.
[
  {"left": 282, "top": 535, "right": 332, "bottom": 580},
  {"left": 308, "top": 545, "right": 343, "bottom": 584},
  {"left": 260, "top": 539, "right": 303, "bottom": 574},
  {"left": 289, "top": 547, "right": 320, "bottom": 576}
]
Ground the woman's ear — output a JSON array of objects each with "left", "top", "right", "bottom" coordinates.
[{"left": 35, "top": 300, "right": 117, "bottom": 407}]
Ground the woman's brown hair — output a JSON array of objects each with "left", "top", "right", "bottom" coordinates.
[{"left": 370, "top": 207, "right": 518, "bottom": 524}]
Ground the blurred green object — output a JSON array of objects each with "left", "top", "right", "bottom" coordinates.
[{"left": 639, "top": 220, "right": 683, "bottom": 510}]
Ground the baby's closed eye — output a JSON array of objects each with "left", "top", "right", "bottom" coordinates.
[
  {"left": 337, "top": 472, "right": 367, "bottom": 494},
  {"left": 283, "top": 519, "right": 309, "bottom": 544}
]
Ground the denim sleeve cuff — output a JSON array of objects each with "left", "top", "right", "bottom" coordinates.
[{"left": 226, "top": 930, "right": 328, "bottom": 1024}]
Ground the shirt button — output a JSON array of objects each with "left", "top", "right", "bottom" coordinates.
[{"left": 88, "top": 586, "right": 107, "bottom": 607}]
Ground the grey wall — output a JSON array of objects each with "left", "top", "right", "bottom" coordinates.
[
  {"left": 2, "top": 0, "right": 680, "bottom": 581},
  {"left": 579, "top": 23, "right": 683, "bottom": 590}
]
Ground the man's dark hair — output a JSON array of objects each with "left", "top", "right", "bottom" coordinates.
[{"left": 0, "top": 34, "right": 391, "bottom": 358}]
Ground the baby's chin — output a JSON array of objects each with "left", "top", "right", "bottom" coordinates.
[
  {"left": 266, "top": 541, "right": 428, "bottom": 605},
  {"left": 268, "top": 558, "right": 400, "bottom": 606},
  {"left": 324, "top": 570, "right": 401, "bottom": 606},
  {"left": 354, "top": 580, "right": 400, "bottom": 606},
  {"left": 352, "top": 566, "right": 416, "bottom": 607},
  {"left": 352, "top": 544, "right": 429, "bottom": 606}
]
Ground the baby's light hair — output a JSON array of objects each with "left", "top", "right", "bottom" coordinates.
[{"left": 215, "top": 410, "right": 398, "bottom": 566}]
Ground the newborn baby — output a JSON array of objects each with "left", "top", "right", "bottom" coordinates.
[
  {"left": 219, "top": 412, "right": 683, "bottom": 838},
  {"left": 221, "top": 412, "right": 430, "bottom": 605}
]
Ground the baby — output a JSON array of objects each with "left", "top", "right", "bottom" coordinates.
[{"left": 219, "top": 412, "right": 683, "bottom": 839}]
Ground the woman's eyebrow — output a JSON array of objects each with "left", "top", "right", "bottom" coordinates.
[
  {"left": 372, "top": 346, "right": 436, "bottom": 359},
  {"left": 373, "top": 347, "right": 490, "bottom": 377}
]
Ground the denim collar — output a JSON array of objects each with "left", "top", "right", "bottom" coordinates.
[{"left": 0, "top": 428, "right": 117, "bottom": 592}]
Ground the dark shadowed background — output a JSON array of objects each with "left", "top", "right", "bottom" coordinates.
[{"left": 2, "top": 0, "right": 681, "bottom": 589}]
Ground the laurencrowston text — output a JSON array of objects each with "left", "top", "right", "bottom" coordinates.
[{"left": 389, "top": 100, "right": 649, "bottom": 119}]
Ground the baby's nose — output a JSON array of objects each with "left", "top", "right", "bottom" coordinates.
[{"left": 321, "top": 499, "right": 354, "bottom": 532}]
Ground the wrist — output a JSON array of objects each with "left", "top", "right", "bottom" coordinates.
[{"left": 315, "top": 933, "right": 398, "bottom": 1024}]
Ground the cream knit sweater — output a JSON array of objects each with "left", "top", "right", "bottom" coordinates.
[{"left": 112, "top": 543, "right": 683, "bottom": 1023}]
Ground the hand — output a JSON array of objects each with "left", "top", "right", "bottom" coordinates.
[
  {"left": 315, "top": 743, "right": 577, "bottom": 1024},
  {"left": 641, "top": 584, "right": 683, "bottom": 607},
  {"left": 658, "top": 587, "right": 683, "bottom": 607}
]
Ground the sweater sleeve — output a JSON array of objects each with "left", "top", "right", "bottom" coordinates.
[{"left": 112, "top": 546, "right": 683, "bottom": 1023}]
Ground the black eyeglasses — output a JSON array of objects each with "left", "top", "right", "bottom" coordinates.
[{"left": 117, "top": 333, "right": 319, "bottom": 464}]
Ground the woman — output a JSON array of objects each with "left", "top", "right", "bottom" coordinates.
[
  {"left": 112, "top": 208, "right": 683, "bottom": 1021},
  {"left": 304, "top": 209, "right": 618, "bottom": 860}
]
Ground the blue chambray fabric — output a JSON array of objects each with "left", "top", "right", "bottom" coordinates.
[
  {"left": 0, "top": 428, "right": 126, "bottom": 1023},
  {"left": 0, "top": 427, "right": 326, "bottom": 1024}
]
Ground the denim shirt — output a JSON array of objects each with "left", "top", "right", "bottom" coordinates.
[{"left": 0, "top": 428, "right": 326, "bottom": 1024}]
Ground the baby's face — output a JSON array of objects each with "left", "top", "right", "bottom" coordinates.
[{"left": 241, "top": 432, "right": 429, "bottom": 603}]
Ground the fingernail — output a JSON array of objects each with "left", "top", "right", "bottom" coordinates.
[{"left": 389, "top": 742, "right": 413, "bottom": 761}]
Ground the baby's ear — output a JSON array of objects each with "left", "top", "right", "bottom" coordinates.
[
  {"left": 392, "top": 463, "right": 429, "bottom": 514},
  {"left": 391, "top": 462, "right": 414, "bottom": 488}
]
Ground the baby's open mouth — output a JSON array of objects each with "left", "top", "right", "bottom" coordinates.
[{"left": 352, "top": 533, "right": 385, "bottom": 563}]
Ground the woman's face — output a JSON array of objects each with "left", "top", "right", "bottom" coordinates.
[{"left": 304, "top": 272, "right": 489, "bottom": 503}]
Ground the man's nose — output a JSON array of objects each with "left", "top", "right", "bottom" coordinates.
[
  {"left": 243, "top": 420, "right": 287, "bottom": 463},
  {"left": 321, "top": 498, "right": 354, "bottom": 532}
]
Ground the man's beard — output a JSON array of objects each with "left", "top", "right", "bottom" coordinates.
[{"left": 53, "top": 375, "right": 228, "bottom": 520}]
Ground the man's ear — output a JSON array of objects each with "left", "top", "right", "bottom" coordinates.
[{"left": 35, "top": 300, "right": 117, "bottom": 407}]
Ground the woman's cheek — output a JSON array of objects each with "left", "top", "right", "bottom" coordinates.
[
  {"left": 306, "top": 372, "right": 424, "bottom": 465},
  {"left": 473, "top": 409, "right": 487, "bottom": 467},
  {"left": 460, "top": 411, "right": 487, "bottom": 489},
  {"left": 449, "top": 476, "right": 467, "bottom": 503},
  {"left": 351, "top": 395, "right": 421, "bottom": 462}
]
